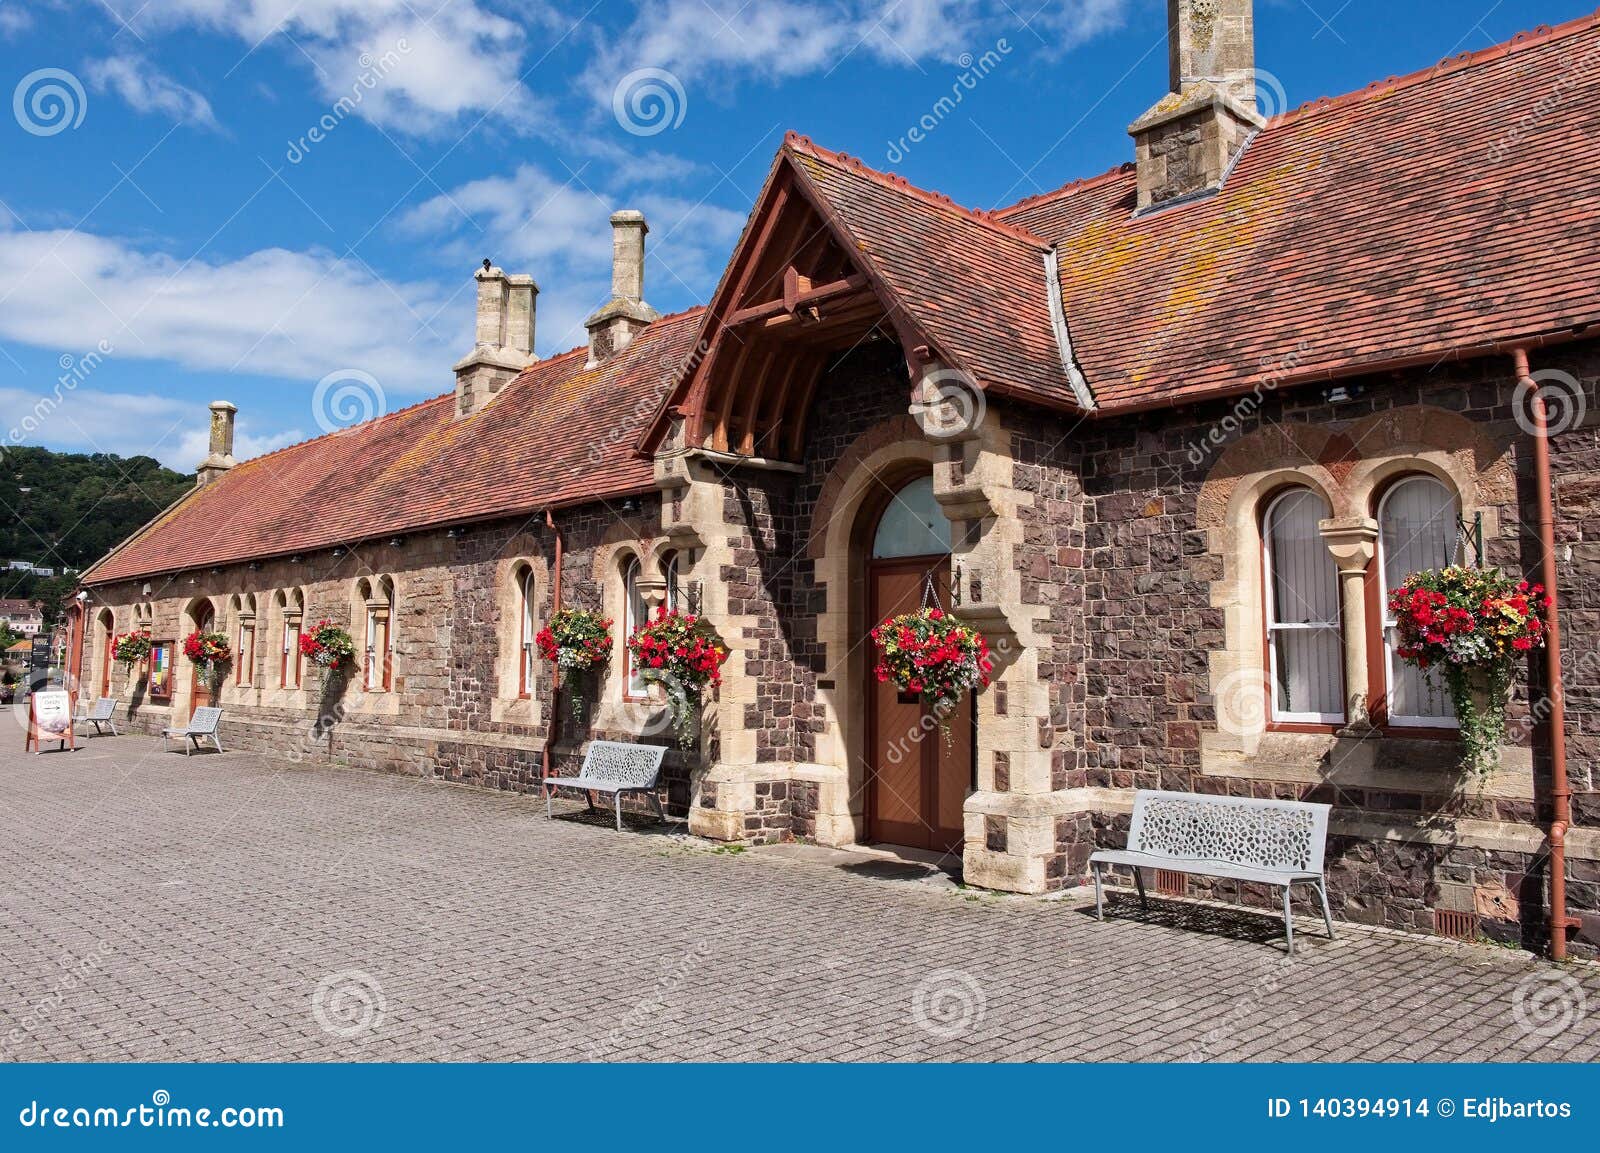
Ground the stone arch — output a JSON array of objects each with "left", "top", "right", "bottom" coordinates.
[
  {"left": 1197, "top": 404, "right": 1519, "bottom": 756},
  {"left": 805, "top": 416, "right": 945, "bottom": 841}
]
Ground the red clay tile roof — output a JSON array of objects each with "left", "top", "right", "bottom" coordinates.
[
  {"left": 82, "top": 309, "right": 705, "bottom": 585},
  {"left": 785, "top": 137, "right": 1085, "bottom": 408},
  {"left": 996, "top": 12, "right": 1600, "bottom": 410}
]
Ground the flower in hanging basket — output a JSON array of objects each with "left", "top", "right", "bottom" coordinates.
[
  {"left": 112, "top": 629, "right": 153, "bottom": 670},
  {"left": 871, "top": 607, "right": 991, "bottom": 740},
  {"left": 626, "top": 607, "right": 729, "bottom": 749},
  {"left": 299, "top": 619, "right": 357, "bottom": 673},
  {"left": 183, "top": 629, "right": 232, "bottom": 693},
  {"left": 537, "top": 608, "right": 613, "bottom": 723},
  {"left": 1388, "top": 565, "right": 1548, "bottom": 776}
]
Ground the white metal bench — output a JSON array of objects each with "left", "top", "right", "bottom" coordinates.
[
  {"left": 544, "top": 741, "right": 667, "bottom": 830},
  {"left": 160, "top": 706, "right": 225, "bottom": 755},
  {"left": 1090, "top": 789, "right": 1334, "bottom": 953},
  {"left": 74, "top": 697, "right": 119, "bottom": 736}
]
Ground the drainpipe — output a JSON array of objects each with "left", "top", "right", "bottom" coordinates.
[
  {"left": 541, "top": 509, "right": 564, "bottom": 794},
  {"left": 1512, "top": 347, "right": 1578, "bottom": 960}
]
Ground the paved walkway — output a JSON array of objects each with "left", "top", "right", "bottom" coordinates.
[{"left": 1, "top": 736, "right": 1596, "bottom": 1062}]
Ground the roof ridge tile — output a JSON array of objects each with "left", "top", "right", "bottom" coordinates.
[{"left": 784, "top": 131, "right": 1048, "bottom": 247}]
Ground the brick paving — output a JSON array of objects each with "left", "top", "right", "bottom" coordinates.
[{"left": 2, "top": 738, "right": 1597, "bottom": 1063}]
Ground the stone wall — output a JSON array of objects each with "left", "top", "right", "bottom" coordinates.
[
  {"left": 80, "top": 498, "right": 692, "bottom": 816},
  {"left": 1038, "top": 345, "right": 1600, "bottom": 953}
]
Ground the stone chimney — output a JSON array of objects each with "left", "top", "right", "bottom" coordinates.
[
  {"left": 584, "top": 211, "right": 659, "bottom": 367},
  {"left": 196, "top": 400, "right": 237, "bottom": 487},
  {"left": 453, "top": 260, "right": 538, "bottom": 417},
  {"left": 1129, "top": 0, "right": 1264, "bottom": 212}
]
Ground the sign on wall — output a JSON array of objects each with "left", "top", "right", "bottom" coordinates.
[{"left": 25, "top": 688, "right": 75, "bottom": 754}]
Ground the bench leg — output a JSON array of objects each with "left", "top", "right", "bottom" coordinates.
[
  {"left": 614, "top": 793, "right": 623, "bottom": 832},
  {"left": 1282, "top": 885, "right": 1295, "bottom": 955},
  {"left": 1093, "top": 863, "right": 1104, "bottom": 921},
  {"left": 648, "top": 791, "right": 666, "bottom": 823},
  {"left": 1314, "top": 879, "right": 1335, "bottom": 939},
  {"left": 546, "top": 787, "right": 554, "bottom": 820},
  {"left": 1132, "top": 866, "right": 1148, "bottom": 912}
]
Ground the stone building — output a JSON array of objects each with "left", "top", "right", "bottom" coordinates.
[{"left": 71, "top": 3, "right": 1600, "bottom": 957}]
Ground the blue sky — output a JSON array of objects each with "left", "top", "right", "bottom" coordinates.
[{"left": 0, "top": 0, "right": 1586, "bottom": 472}]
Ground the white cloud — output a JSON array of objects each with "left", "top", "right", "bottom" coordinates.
[
  {"left": 399, "top": 163, "right": 747, "bottom": 354},
  {"left": 0, "top": 386, "right": 302, "bottom": 471},
  {"left": 85, "top": 54, "right": 220, "bottom": 130},
  {"left": 587, "top": 0, "right": 1133, "bottom": 97},
  {"left": 0, "top": 225, "right": 461, "bottom": 394},
  {"left": 0, "top": 3, "right": 33, "bottom": 36},
  {"left": 108, "top": 0, "right": 554, "bottom": 133}
]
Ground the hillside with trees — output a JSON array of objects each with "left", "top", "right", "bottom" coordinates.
[{"left": 2, "top": 447, "right": 193, "bottom": 619}]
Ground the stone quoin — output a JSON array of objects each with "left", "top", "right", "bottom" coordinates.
[{"left": 68, "top": 2, "right": 1600, "bottom": 957}]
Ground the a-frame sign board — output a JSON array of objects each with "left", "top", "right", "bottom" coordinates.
[{"left": 24, "top": 688, "right": 76, "bottom": 754}]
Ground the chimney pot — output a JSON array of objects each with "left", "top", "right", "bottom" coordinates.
[
  {"left": 197, "top": 400, "right": 237, "bottom": 487},
  {"left": 585, "top": 210, "right": 659, "bottom": 367},
  {"left": 455, "top": 262, "right": 539, "bottom": 417},
  {"left": 1130, "top": 0, "right": 1263, "bottom": 211}
]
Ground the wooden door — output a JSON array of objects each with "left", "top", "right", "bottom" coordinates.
[
  {"left": 866, "top": 558, "right": 973, "bottom": 854},
  {"left": 189, "top": 603, "right": 213, "bottom": 719}
]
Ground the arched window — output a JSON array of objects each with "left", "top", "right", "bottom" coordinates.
[
  {"left": 622, "top": 555, "right": 646, "bottom": 698},
  {"left": 358, "top": 576, "right": 394, "bottom": 692},
  {"left": 276, "top": 589, "right": 304, "bottom": 689},
  {"left": 1378, "top": 475, "right": 1460, "bottom": 726},
  {"left": 663, "top": 551, "right": 682, "bottom": 612},
  {"left": 872, "top": 475, "right": 951, "bottom": 559},
  {"left": 1263, "top": 488, "right": 1344, "bottom": 723},
  {"left": 234, "top": 593, "right": 257, "bottom": 686},
  {"left": 519, "top": 565, "right": 536, "bottom": 698}
]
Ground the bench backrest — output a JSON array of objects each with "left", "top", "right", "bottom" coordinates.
[
  {"left": 88, "top": 697, "right": 117, "bottom": 720},
  {"left": 1127, "top": 790, "right": 1330, "bottom": 874},
  {"left": 189, "top": 706, "right": 223, "bottom": 734},
  {"left": 579, "top": 740, "right": 667, "bottom": 788}
]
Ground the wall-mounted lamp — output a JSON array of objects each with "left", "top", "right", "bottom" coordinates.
[
  {"left": 388, "top": 536, "right": 405, "bottom": 548},
  {"left": 248, "top": 561, "right": 261, "bottom": 572},
  {"left": 446, "top": 527, "right": 462, "bottom": 540},
  {"left": 289, "top": 555, "right": 303, "bottom": 565},
  {"left": 332, "top": 547, "right": 347, "bottom": 559}
]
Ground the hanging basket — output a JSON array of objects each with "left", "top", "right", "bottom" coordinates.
[{"left": 870, "top": 602, "right": 991, "bottom": 747}]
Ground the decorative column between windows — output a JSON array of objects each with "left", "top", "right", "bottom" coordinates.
[{"left": 1319, "top": 515, "right": 1378, "bottom": 732}]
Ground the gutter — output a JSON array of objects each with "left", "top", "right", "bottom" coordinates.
[
  {"left": 1511, "top": 347, "right": 1580, "bottom": 961},
  {"left": 541, "top": 507, "right": 564, "bottom": 795}
]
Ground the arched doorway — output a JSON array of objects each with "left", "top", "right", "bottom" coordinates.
[
  {"left": 95, "top": 608, "right": 115, "bottom": 698},
  {"left": 189, "top": 599, "right": 215, "bottom": 719},
  {"left": 863, "top": 474, "right": 973, "bottom": 854}
]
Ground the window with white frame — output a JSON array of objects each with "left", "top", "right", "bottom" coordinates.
[
  {"left": 1263, "top": 488, "right": 1344, "bottom": 723},
  {"left": 519, "top": 566, "right": 536, "bottom": 697},
  {"left": 664, "top": 552, "right": 682, "bottom": 612},
  {"left": 1378, "top": 475, "right": 1460, "bottom": 726},
  {"left": 623, "top": 556, "right": 646, "bottom": 698},
  {"left": 360, "top": 577, "right": 394, "bottom": 692}
]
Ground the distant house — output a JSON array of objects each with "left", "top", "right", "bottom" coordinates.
[
  {"left": 0, "top": 599, "right": 43, "bottom": 636},
  {"left": 4, "top": 561, "right": 56, "bottom": 577}
]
